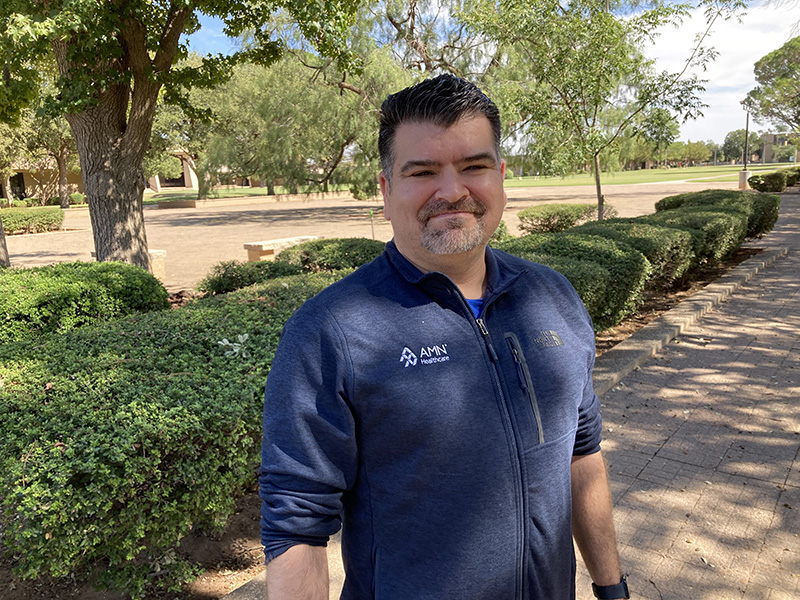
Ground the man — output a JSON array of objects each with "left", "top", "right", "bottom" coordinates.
[{"left": 259, "top": 74, "right": 629, "bottom": 600}]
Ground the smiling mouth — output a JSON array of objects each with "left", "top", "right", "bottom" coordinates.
[{"left": 418, "top": 199, "right": 487, "bottom": 225}]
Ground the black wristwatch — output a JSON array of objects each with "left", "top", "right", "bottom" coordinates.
[{"left": 592, "top": 575, "right": 629, "bottom": 599}]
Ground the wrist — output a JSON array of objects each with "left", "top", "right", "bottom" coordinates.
[{"left": 592, "top": 574, "right": 629, "bottom": 599}]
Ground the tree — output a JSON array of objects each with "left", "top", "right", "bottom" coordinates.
[
  {"left": 462, "top": 0, "right": 744, "bottom": 218},
  {"left": 722, "top": 129, "right": 762, "bottom": 162},
  {"left": 685, "top": 139, "right": 711, "bottom": 165},
  {"left": 773, "top": 143, "right": 797, "bottom": 162},
  {"left": 634, "top": 107, "right": 680, "bottom": 167},
  {"left": 745, "top": 36, "right": 800, "bottom": 134},
  {"left": 0, "top": 1, "right": 358, "bottom": 270},
  {"left": 666, "top": 140, "right": 687, "bottom": 165}
]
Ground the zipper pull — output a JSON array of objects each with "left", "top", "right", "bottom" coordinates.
[
  {"left": 476, "top": 318, "right": 499, "bottom": 361},
  {"left": 509, "top": 346, "right": 528, "bottom": 392}
]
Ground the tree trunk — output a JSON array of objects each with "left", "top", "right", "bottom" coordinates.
[
  {"left": 0, "top": 214, "right": 9, "bottom": 267},
  {"left": 2, "top": 176, "right": 11, "bottom": 206},
  {"left": 57, "top": 149, "right": 70, "bottom": 209},
  {"left": 593, "top": 152, "right": 605, "bottom": 220},
  {"left": 67, "top": 103, "right": 152, "bottom": 271}
]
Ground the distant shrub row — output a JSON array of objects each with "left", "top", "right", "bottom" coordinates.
[
  {"left": 748, "top": 167, "right": 800, "bottom": 193},
  {"left": 1, "top": 206, "right": 64, "bottom": 234},
  {"left": 497, "top": 189, "right": 779, "bottom": 330},
  {"left": 517, "top": 202, "right": 618, "bottom": 234},
  {"left": 0, "top": 262, "right": 170, "bottom": 343}
]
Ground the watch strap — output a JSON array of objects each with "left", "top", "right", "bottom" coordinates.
[{"left": 592, "top": 575, "right": 629, "bottom": 599}]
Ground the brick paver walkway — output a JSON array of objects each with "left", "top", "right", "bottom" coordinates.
[{"left": 575, "top": 193, "right": 800, "bottom": 599}]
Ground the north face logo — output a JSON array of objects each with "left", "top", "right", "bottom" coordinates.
[
  {"left": 533, "top": 330, "right": 564, "bottom": 348},
  {"left": 400, "top": 347, "right": 418, "bottom": 367}
]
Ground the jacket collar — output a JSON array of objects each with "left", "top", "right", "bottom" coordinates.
[{"left": 384, "top": 239, "right": 525, "bottom": 302}]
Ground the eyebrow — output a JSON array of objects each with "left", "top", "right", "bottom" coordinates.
[{"left": 398, "top": 152, "right": 498, "bottom": 176}]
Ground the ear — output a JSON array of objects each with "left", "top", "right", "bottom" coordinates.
[
  {"left": 379, "top": 171, "right": 391, "bottom": 221},
  {"left": 500, "top": 160, "right": 508, "bottom": 208}
]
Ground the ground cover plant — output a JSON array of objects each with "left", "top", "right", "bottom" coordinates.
[
  {"left": 0, "top": 262, "right": 170, "bottom": 343},
  {"left": 0, "top": 271, "right": 345, "bottom": 598},
  {"left": 0, "top": 207, "right": 64, "bottom": 234}
]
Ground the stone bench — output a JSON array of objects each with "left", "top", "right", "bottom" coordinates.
[{"left": 243, "top": 236, "right": 321, "bottom": 262}]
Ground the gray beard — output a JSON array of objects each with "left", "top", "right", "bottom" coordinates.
[{"left": 421, "top": 215, "right": 486, "bottom": 255}]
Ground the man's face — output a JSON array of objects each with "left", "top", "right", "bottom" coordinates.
[{"left": 379, "top": 116, "right": 506, "bottom": 269}]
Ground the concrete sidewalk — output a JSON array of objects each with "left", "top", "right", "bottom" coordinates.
[{"left": 226, "top": 193, "right": 800, "bottom": 599}]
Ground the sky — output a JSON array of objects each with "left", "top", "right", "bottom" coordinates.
[
  {"left": 186, "top": 2, "right": 799, "bottom": 145},
  {"left": 643, "top": 1, "right": 800, "bottom": 144}
]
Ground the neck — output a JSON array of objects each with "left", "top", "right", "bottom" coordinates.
[{"left": 399, "top": 243, "right": 488, "bottom": 299}]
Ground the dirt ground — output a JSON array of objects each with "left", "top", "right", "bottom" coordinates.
[{"left": 0, "top": 245, "right": 762, "bottom": 600}]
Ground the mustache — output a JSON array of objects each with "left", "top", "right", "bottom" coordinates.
[{"left": 417, "top": 198, "right": 487, "bottom": 223}]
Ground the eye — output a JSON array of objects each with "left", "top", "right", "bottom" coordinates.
[{"left": 410, "top": 169, "right": 435, "bottom": 177}]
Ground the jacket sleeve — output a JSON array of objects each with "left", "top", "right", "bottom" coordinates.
[
  {"left": 573, "top": 290, "right": 603, "bottom": 456},
  {"left": 258, "top": 302, "right": 358, "bottom": 563}
]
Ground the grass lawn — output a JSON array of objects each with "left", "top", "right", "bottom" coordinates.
[
  {"left": 502, "top": 163, "right": 787, "bottom": 188},
  {"left": 142, "top": 163, "right": 794, "bottom": 204},
  {"left": 145, "top": 185, "right": 350, "bottom": 205}
]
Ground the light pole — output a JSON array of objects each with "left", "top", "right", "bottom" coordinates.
[{"left": 739, "top": 101, "right": 752, "bottom": 190}]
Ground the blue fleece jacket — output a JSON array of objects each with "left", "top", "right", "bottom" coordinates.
[{"left": 260, "top": 241, "right": 603, "bottom": 599}]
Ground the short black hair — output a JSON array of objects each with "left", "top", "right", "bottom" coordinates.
[{"left": 378, "top": 74, "right": 501, "bottom": 182}]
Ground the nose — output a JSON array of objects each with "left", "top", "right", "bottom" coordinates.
[{"left": 434, "top": 167, "right": 469, "bottom": 203}]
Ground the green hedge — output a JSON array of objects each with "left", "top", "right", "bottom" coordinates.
[
  {"left": 505, "top": 251, "right": 610, "bottom": 321},
  {"left": 197, "top": 260, "right": 304, "bottom": 296},
  {"left": 638, "top": 207, "right": 747, "bottom": 266},
  {"left": 516, "top": 203, "right": 617, "bottom": 234},
  {"left": 1, "top": 206, "right": 64, "bottom": 234},
  {"left": 0, "top": 262, "right": 170, "bottom": 343},
  {"left": 568, "top": 219, "right": 694, "bottom": 288},
  {"left": 197, "top": 238, "right": 386, "bottom": 296},
  {"left": 0, "top": 271, "right": 345, "bottom": 597},
  {"left": 499, "top": 233, "right": 651, "bottom": 330},
  {"left": 275, "top": 237, "right": 385, "bottom": 272},
  {"left": 654, "top": 189, "right": 780, "bottom": 239}
]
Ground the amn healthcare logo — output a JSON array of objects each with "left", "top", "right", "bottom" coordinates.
[{"left": 400, "top": 344, "right": 450, "bottom": 367}]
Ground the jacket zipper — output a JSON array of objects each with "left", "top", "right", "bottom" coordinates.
[
  {"left": 505, "top": 332, "right": 545, "bottom": 445},
  {"left": 476, "top": 316, "right": 526, "bottom": 599}
]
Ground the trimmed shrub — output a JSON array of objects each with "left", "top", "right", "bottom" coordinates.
[
  {"left": 0, "top": 261, "right": 170, "bottom": 343},
  {"left": 504, "top": 251, "right": 610, "bottom": 321},
  {"left": 517, "top": 203, "right": 618, "bottom": 234},
  {"left": 0, "top": 271, "right": 345, "bottom": 597},
  {"left": 489, "top": 220, "right": 512, "bottom": 246},
  {"left": 763, "top": 170, "right": 788, "bottom": 192},
  {"left": 786, "top": 168, "right": 800, "bottom": 187},
  {"left": 639, "top": 207, "right": 747, "bottom": 266},
  {"left": 748, "top": 174, "right": 767, "bottom": 192},
  {"left": 654, "top": 189, "right": 780, "bottom": 239},
  {"left": 197, "top": 260, "right": 304, "bottom": 296},
  {"left": 275, "top": 238, "right": 385, "bottom": 272},
  {"left": 1, "top": 206, "right": 64, "bottom": 234},
  {"left": 569, "top": 219, "right": 694, "bottom": 288},
  {"left": 499, "top": 232, "right": 651, "bottom": 329},
  {"left": 70, "top": 192, "right": 87, "bottom": 205}
]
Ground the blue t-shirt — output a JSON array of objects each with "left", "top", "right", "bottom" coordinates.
[{"left": 466, "top": 298, "right": 484, "bottom": 318}]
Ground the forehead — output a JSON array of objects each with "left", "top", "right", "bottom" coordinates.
[{"left": 390, "top": 116, "right": 496, "bottom": 167}]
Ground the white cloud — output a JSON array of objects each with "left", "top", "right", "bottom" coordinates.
[{"left": 643, "top": 1, "right": 800, "bottom": 143}]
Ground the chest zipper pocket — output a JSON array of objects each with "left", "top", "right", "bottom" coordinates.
[{"left": 505, "top": 332, "right": 545, "bottom": 445}]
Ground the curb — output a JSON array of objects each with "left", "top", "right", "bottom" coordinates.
[
  {"left": 220, "top": 245, "right": 790, "bottom": 600},
  {"left": 592, "top": 246, "right": 789, "bottom": 397}
]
